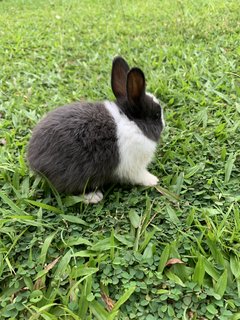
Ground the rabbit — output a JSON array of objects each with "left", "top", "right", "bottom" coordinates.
[{"left": 27, "top": 56, "right": 165, "bottom": 203}]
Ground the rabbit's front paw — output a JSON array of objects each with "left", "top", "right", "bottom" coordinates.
[
  {"left": 140, "top": 172, "right": 159, "bottom": 186},
  {"left": 84, "top": 191, "right": 103, "bottom": 204}
]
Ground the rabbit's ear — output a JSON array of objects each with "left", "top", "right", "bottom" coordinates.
[
  {"left": 111, "top": 56, "right": 130, "bottom": 99},
  {"left": 127, "top": 68, "right": 146, "bottom": 105}
]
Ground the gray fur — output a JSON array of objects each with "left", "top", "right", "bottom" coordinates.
[{"left": 27, "top": 102, "right": 119, "bottom": 194}]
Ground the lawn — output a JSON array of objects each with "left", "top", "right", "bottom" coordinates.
[{"left": 0, "top": 0, "right": 240, "bottom": 319}]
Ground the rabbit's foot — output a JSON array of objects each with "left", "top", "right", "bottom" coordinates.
[
  {"left": 84, "top": 191, "right": 103, "bottom": 204},
  {"left": 138, "top": 171, "right": 159, "bottom": 186}
]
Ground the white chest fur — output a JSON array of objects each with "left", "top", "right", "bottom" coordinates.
[{"left": 104, "top": 101, "right": 158, "bottom": 185}]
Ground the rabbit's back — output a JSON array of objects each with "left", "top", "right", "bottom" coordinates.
[{"left": 27, "top": 102, "right": 119, "bottom": 194}]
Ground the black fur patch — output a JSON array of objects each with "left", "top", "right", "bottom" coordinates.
[
  {"left": 27, "top": 103, "right": 119, "bottom": 194},
  {"left": 117, "top": 96, "right": 164, "bottom": 142}
]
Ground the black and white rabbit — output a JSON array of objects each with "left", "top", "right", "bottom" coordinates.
[{"left": 27, "top": 56, "right": 165, "bottom": 203}]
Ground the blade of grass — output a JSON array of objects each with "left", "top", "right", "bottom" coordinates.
[
  {"left": 224, "top": 152, "right": 236, "bottom": 183},
  {"left": 165, "top": 270, "right": 186, "bottom": 287},
  {"left": 111, "top": 286, "right": 136, "bottom": 312},
  {"left": 128, "top": 210, "right": 141, "bottom": 228},
  {"left": 78, "top": 276, "right": 92, "bottom": 319},
  {"left": 155, "top": 186, "right": 179, "bottom": 203},
  {"left": 28, "top": 304, "right": 58, "bottom": 320},
  {"left": 203, "top": 257, "right": 220, "bottom": 281},
  {"left": 59, "top": 306, "right": 83, "bottom": 320},
  {"left": 214, "top": 269, "right": 228, "bottom": 298},
  {"left": 174, "top": 172, "right": 184, "bottom": 195},
  {"left": 192, "top": 254, "right": 205, "bottom": 286},
  {"left": 158, "top": 244, "right": 170, "bottom": 273},
  {"left": 25, "top": 199, "right": 63, "bottom": 214},
  {"left": 39, "top": 231, "right": 58, "bottom": 266},
  {"left": 110, "top": 228, "right": 115, "bottom": 261},
  {"left": 61, "top": 214, "right": 89, "bottom": 226},
  {"left": 89, "top": 300, "right": 112, "bottom": 320},
  {"left": 166, "top": 205, "right": 180, "bottom": 224},
  {"left": 0, "top": 191, "right": 29, "bottom": 215},
  {"left": 5, "top": 228, "right": 28, "bottom": 259},
  {"left": 139, "top": 228, "right": 156, "bottom": 253},
  {"left": 71, "top": 267, "right": 98, "bottom": 279}
]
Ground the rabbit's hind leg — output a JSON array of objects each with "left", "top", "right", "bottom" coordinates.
[{"left": 84, "top": 191, "right": 103, "bottom": 204}]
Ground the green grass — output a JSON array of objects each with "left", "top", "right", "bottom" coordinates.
[{"left": 0, "top": 0, "right": 240, "bottom": 319}]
